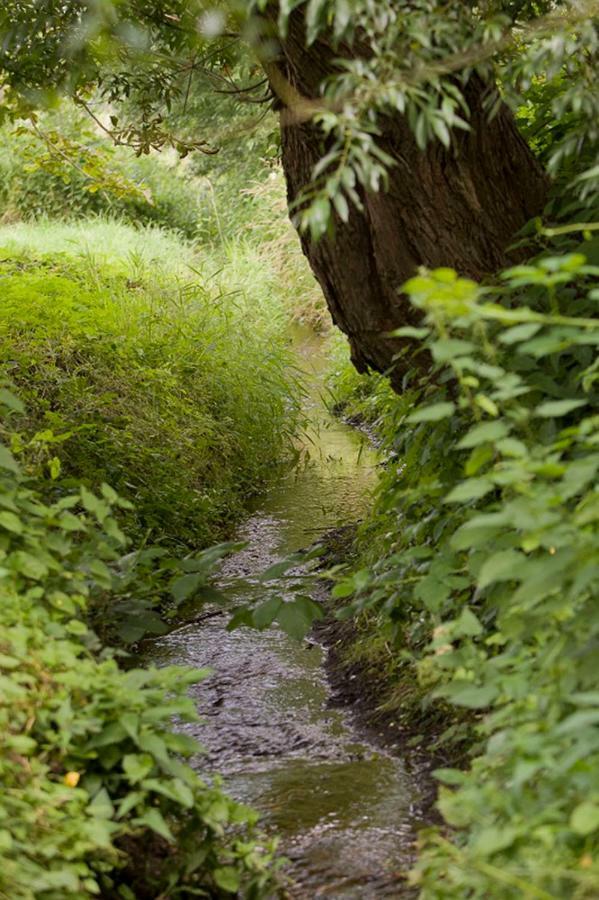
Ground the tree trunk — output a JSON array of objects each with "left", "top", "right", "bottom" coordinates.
[{"left": 266, "top": 11, "right": 549, "bottom": 387}]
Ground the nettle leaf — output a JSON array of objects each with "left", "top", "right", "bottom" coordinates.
[
  {"left": 0, "top": 444, "right": 20, "bottom": 473},
  {"left": 535, "top": 399, "right": 587, "bottom": 417},
  {"left": 213, "top": 867, "right": 241, "bottom": 894},
  {"left": 431, "top": 339, "right": 476, "bottom": 362},
  {"left": 439, "top": 682, "right": 498, "bottom": 709},
  {"left": 407, "top": 401, "right": 455, "bottom": 423},
  {"left": 0, "top": 387, "right": 25, "bottom": 413},
  {"left": 456, "top": 608, "right": 483, "bottom": 637},
  {"left": 477, "top": 550, "right": 525, "bottom": 589},
  {"left": 0, "top": 511, "right": 23, "bottom": 534},
  {"left": 570, "top": 802, "right": 599, "bottom": 836},
  {"left": 458, "top": 421, "right": 509, "bottom": 448},
  {"left": 170, "top": 572, "right": 205, "bottom": 603},
  {"left": 444, "top": 478, "right": 495, "bottom": 504},
  {"left": 123, "top": 753, "right": 154, "bottom": 784},
  {"left": 133, "top": 808, "right": 174, "bottom": 842},
  {"left": 499, "top": 323, "right": 542, "bottom": 344},
  {"left": 472, "top": 826, "right": 520, "bottom": 856}
]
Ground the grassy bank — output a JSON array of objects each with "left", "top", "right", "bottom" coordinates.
[
  {"left": 0, "top": 221, "right": 299, "bottom": 550},
  {"left": 0, "top": 215, "right": 305, "bottom": 896}
]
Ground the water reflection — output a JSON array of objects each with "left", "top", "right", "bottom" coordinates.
[{"left": 144, "top": 331, "right": 421, "bottom": 897}]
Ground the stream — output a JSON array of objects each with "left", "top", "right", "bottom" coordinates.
[{"left": 143, "top": 330, "right": 424, "bottom": 897}]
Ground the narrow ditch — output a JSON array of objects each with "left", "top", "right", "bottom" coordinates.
[{"left": 142, "top": 329, "right": 428, "bottom": 898}]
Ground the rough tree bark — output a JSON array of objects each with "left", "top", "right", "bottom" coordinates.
[{"left": 265, "top": 10, "right": 549, "bottom": 387}]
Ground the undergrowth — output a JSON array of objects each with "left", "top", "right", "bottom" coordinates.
[
  {"left": 0, "top": 384, "right": 279, "bottom": 898},
  {"left": 0, "top": 108, "right": 204, "bottom": 238},
  {"left": 0, "top": 222, "right": 300, "bottom": 549},
  {"left": 330, "top": 239, "right": 599, "bottom": 898}
]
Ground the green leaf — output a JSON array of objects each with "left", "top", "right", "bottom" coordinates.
[
  {"left": 477, "top": 550, "right": 524, "bottom": 589},
  {"left": 445, "top": 478, "right": 494, "bottom": 504},
  {"left": 123, "top": 754, "right": 154, "bottom": 784},
  {"left": 472, "top": 826, "right": 519, "bottom": 856},
  {"left": 0, "top": 388, "right": 25, "bottom": 413},
  {"left": 11, "top": 551, "right": 48, "bottom": 580},
  {"left": 276, "top": 600, "right": 314, "bottom": 640},
  {"left": 432, "top": 768, "right": 467, "bottom": 786},
  {"left": 571, "top": 802, "right": 599, "bottom": 836},
  {"left": 458, "top": 421, "right": 509, "bottom": 448},
  {"left": 456, "top": 608, "right": 483, "bottom": 637},
  {"left": 535, "top": 399, "right": 586, "bottom": 417},
  {"left": 252, "top": 596, "right": 283, "bottom": 629},
  {"left": 213, "top": 867, "right": 241, "bottom": 894},
  {"left": 431, "top": 339, "right": 475, "bottom": 362},
  {"left": 0, "top": 511, "right": 23, "bottom": 534},
  {"left": 407, "top": 402, "right": 455, "bottom": 423},
  {"left": 88, "top": 787, "right": 114, "bottom": 820},
  {"left": 499, "top": 323, "right": 541, "bottom": 344},
  {"left": 170, "top": 572, "right": 204, "bottom": 603},
  {"left": 133, "top": 808, "right": 174, "bottom": 842},
  {"left": 440, "top": 682, "right": 498, "bottom": 708},
  {"left": 0, "top": 444, "right": 19, "bottom": 473}
]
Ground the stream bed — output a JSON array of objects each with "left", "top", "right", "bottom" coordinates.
[{"left": 143, "top": 331, "right": 425, "bottom": 897}]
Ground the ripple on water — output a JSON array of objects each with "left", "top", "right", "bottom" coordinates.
[{"left": 143, "top": 330, "right": 422, "bottom": 897}]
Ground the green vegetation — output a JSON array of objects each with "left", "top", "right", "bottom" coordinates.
[
  {"left": 0, "top": 384, "right": 278, "bottom": 898},
  {"left": 1, "top": 1, "right": 598, "bottom": 898},
  {"left": 0, "top": 221, "right": 298, "bottom": 549},
  {"left": 0, "top": 109, "right": 204, "bottom": 238},
  {"left": 331, "top": 245, "right": 599, "bottom": 897}
]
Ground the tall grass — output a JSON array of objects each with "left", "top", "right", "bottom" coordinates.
[{"left": 0, "top": 221, "right": 300, "bottom": 548}]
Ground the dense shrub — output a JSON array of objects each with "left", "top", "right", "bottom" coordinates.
[
  {"left": 0, "top": 223, "right": 299, "bottom": 549},
  {"left": 0, "top": 112, "right": 203, "bottom": 237},
  {"left": 0, "top": 385, "right": 278, "bottom": 898},
  {"left": 332, "top": 244, "right": 599, "bottom": 897}
]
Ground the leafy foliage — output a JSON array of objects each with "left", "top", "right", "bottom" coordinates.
[
  {"left": 0, "top": 105, "right": 205, "bottom": 237},
  {"left": 2, "top": 2, "right": 595, "bottom": 236},
  {"left": 332, "top": 243, "right": 599, "bottom": 896},
  {"left": 0, "top": 385, "right": 278, "bottom": 899}
]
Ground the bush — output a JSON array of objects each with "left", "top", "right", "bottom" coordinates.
[
  {"left": 0, "top": 222, "right": 299, "bottom": 549},
  {"left": 0, "top": 110, "right": 204, "bottom": 238},
  {"left": 332, "top": 245, "right": 599, "bottom": 897},
  {"left": 0, "top": 385, "right": 278, "bottom": 898}
]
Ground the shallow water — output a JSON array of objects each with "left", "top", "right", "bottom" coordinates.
[{"left": 144, "top": 330, "right": 423, "bottom": 897}]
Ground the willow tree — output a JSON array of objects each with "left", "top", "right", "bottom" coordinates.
[{"left": 1, "top": 1, "right": 597, "bottom": 382}]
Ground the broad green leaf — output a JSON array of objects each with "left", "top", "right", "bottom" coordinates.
[
  {"left": 458, "top": 421, "right": 509, "bottom": 448},
  {"left": 0, "top": 444, "right": 19, "bottom": 473},
  {"left": 571, "top": 802, "right": 599, "bottom": 836},
  {"left": 170, "top": 572, "right": 204, "bottom": 603},
  {"left": 440, "top": 682, "right": 498, "bottom": 708},
  {"left": 252, "top": 596, "right": 283, "bottom": 629},
  {"left": 445, "top": 478, "right": 494, "bottom": 504},
  {"left": 407, "top": 402, "right": 455, "bottom": 423},
  {"left": 0, "top": 511, "right": 23, "bottom": 534},
  {"left": 123, "top": 754, "right": 154, "bottom": 784},
  {"left": 133, "top": 808, "right": 174, "bottom": 842},
  {"left": 213, "top": 867, "right": 241, "bottom": 894},
  {"left": 472, "top": 826, "right": 519, "bottom": 856},
  {"left": 535, "top": 399, "right": 587, "bottom": 417},
  {"left": 477, "top": 550, "right": 524, "bottom": 589}
]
